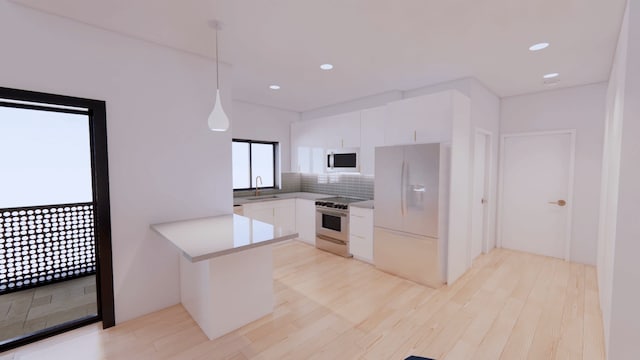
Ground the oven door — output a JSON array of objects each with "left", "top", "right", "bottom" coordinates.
[{"left": 315, "top": 208, "right": 349, "bottom": 242}]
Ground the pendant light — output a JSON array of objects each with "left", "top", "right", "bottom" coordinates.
[{"left": 207, "top": 20, "right": 230, "bottom": 131}]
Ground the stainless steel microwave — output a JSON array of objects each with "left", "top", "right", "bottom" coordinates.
[{"left": 326, "top": 148, "right": 359, "bottom": 172}]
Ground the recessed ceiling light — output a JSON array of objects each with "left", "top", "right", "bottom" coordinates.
[
  {"left": 543, "top": 73, "right": 560, "bottom": 79},
  {"left": 320, "top": 63, "right": 334, "bottom": 70},
  {"left": 269, "top": 85, "right": 281, "bottom": 90},
  {"left": 544, "top": 79, "right": 560, "bottom": 86},
  {"left": 529, "top": 42, "right": 550, "bottom": 51}
]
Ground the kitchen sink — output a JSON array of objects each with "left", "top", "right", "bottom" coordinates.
[{"left": 246, "top": 195, "right": 280, "bottom": 201}]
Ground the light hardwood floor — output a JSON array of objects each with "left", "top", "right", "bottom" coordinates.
[{"left": 1, "top": 241, "right": 605, "bottom": 360}]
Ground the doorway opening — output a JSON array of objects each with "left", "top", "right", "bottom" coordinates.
[{"left": 0, "top": 87, "right": 114, "bottom": 352}]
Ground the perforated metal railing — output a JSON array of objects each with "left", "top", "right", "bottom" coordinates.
[{"left": 0, "top": 202, "right": 96, "bottom": 295}]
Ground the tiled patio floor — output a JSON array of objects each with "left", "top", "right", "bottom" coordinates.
[{"left": 0, "top": 276, "right": 97, "bottom": 343}]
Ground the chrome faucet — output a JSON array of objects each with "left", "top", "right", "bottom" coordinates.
[{"left": 255, "top": 176, "right": 263, "bottom": 196}]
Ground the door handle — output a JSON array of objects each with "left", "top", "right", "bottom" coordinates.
[
  {"left": 548, "top": 200, "right": 567, "bottom": 206},
  {"left": 400, "top": 161, "right": 406, "bottom": 216},
  {"left": 481, "top": 198, "right": 487, "bottom": 205}
]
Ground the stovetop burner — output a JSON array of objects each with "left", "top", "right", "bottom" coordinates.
[{"left": 315, "top": 196, "right": 365, "bottom": 210}]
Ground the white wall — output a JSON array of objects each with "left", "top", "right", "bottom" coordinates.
[
  {"left": 598, "top": 1, "right": 640, "bottom": 358},
  {"left": 598, "top": 3, "right": 628, "bottom": 349},
  {"left": 231, "top": 100, "right": 299, "bottom": 173},
  {"left": 500, "top": 83, "right": 606, "bottom": 265},
  {"left": 0, "top": 1, "right": 233, "bottom": 323}
]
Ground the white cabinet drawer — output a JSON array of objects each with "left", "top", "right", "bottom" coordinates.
[
  {"left": 350, "top": 216, "right": 371, "bottom": 236},
  {"left": 349, "top": 207, "right": 373, "bottom": 263},
  {"left": 349, "top": 233, "right": 373, "bottom": 263},
  {"left": 350, "top": 206, "right": 373, "bottom": 218},
  {"left": 350, "top": 207, "right": 373, "bottom": 237}
]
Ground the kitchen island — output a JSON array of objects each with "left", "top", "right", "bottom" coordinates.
[{"left": 151, "top": 214, "right": 298, "bottom": 340}]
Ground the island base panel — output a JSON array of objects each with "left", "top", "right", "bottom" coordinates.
[{"left": 180, "top": 245, "right": 274, "bottom": 340}]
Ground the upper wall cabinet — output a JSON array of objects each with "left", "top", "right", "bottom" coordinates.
[
  {"left": 291, "top": 111, "right": 361, "bottom": 174},
  {"left": 291, "top": 120, "right": 326, "bottom": 174},
  {"left": 360, "top": 106, "right": 386, "bottom": 176},
  {"left": 291, "top": 90, "right": 470, "bottom": 175},
  {"left": 384, "top": 91, "right": 461, "bottom": 146},
  {"left": 325, "top": 111, "right": 361, "bottom": 149}
]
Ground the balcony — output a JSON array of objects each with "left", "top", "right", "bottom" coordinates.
[{"left": 0, "top": 202, "right": 96, "bottom": 295}]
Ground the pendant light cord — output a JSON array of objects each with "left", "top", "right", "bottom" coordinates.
[{"left": 215, "top": 24, "right": 220, "bottom": 90}]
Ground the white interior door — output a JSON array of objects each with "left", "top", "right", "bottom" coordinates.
[
  {"left": 471, "top": 132, "right": 489, "bottom": 260},
  {"left": 500, "top": 132, "right": 574, "bottom": 259}
]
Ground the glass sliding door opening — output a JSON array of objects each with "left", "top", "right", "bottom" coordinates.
[{"left": 0, "top": 87, "right": 114, "bottom": 351}]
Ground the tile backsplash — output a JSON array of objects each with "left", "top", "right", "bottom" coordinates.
[
  {"left": 234, "top": 172, "right": 374, "bottom": 200},
  {"left": 234, "top": 172, "right": 301, "bottom": 197},
  {"left": 300, "top": 173, "right": 374, "bottom": 200},
  {"left": 281, "top": 172, "right": 302, "bottom": 193}
]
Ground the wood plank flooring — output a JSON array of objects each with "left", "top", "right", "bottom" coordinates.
[{"left": 1, "top": 241, "right": 605, "bottom": 359}]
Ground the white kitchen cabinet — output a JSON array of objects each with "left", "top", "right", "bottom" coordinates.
[
  {"left": 242, "top": 202, "right": 274, "bottom": 224},
  {"left": 325, "top": 111, "right": 361, "bottom": 149},
  {"left": 360, "top": 106, "right": 386, "bottom": 175},
  {"left": 243, "top": 199, "right": 296, "bottom": 233},
  {"left": 273, "top": 199, "right": 296, "bottom": 232},
  {"left": 349, "top": 206, "right": 374, "bottom": 263},
  {"left": 291, "top": 120, "right": 326, "bottom": 174},
  {"left": 384, "top": 91, "right": 459, "bottom": 146},
  {"left": 295, "top": 198, "right": 316, "bottom": 245}
]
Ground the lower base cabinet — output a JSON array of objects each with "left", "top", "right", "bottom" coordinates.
[
  {"left": 349, "top": 207, "right": 374, "bottom": 263},
  {"left": 295, "top": 199, "right": 316, "bottom": 245},
  {"left": 240, "top": 198, "right": 318, "bottom": 245},
  {"left": 242, "top": 199, "right": 296, "bottom": 233}
]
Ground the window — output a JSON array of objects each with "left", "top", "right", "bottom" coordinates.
[{"left": 232, "top": 139, "right": 278, "bottom": 190}]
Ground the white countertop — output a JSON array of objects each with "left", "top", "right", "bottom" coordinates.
[
  {"left": 151, "top": 214, "right": 299, "bottom": 262},
  {"left": 351, "top": 200, "right": 374, "bottom": 209},
  {"left": 233, "top": 192, "right": 333, "bottom": 206}
]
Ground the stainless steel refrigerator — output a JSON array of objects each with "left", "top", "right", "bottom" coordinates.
[{"left": 374, "top": 143, "right": 449, "bottom": 287}]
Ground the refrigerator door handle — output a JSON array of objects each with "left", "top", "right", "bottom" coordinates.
[{"left": 401, "top": 160, "right": 406, "bottom": 216}]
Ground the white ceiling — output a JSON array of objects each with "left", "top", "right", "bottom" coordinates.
[{"left": 12, "top": 0, "right": 627, "bottom": 112}]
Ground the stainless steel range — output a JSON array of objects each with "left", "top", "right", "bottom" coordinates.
[{"left": 315, "top": 197, "right": 364, "bottom": 257}]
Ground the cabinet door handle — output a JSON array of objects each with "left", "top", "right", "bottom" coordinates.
[{"left": 414, "top": 130, "right": 417, "bottom": 142}]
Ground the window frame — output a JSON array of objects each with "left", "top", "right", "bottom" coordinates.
[{"left": 232, "top": 138, "right": 278, "bottom": 191}]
